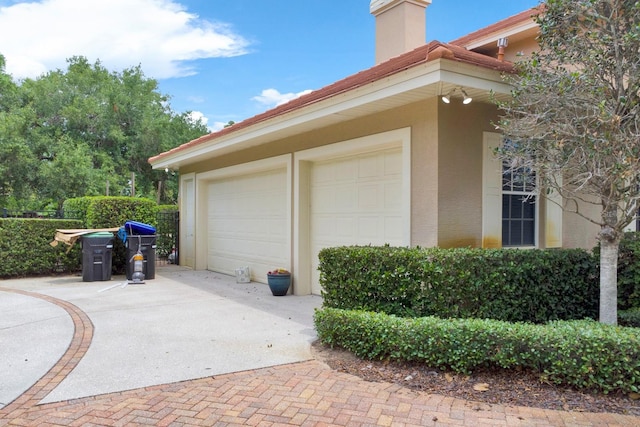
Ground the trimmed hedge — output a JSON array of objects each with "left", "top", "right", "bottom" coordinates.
[
  {"left": 314, "top": 308, "right": 640, "bottom": 394},
  {"left": 620, "top": 308, "right": 640, "bottom": 328},
  {"left": 319, "top": 246, "right": 598, "bottom": 323},
  {"left": 0, "top": 218, "right": 82, "bottom": 277},
  {"left": 85, "top": 197, "right": 157, "bottom": 229}
]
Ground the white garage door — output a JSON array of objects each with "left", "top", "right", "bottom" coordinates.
[
  {"left": 310, "top": 148, "right": 404, "bottom": 294},
  {"left": 208, "top": 168, "right": 288, "bottom": 282}
]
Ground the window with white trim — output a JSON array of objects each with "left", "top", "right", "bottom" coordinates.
[
  {"left": 502, "top": 161, "right": 536, "bottom": 247},
  {"left": 484, "top": 133, "right": 557, "bottom": 249}
]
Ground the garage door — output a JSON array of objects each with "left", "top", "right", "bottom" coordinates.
[
  {"left": 208, "top": 168, "right": 288, "bottom": 282},
  {"left": 310, "top": 148, "right": 404, "bottom": 294}
]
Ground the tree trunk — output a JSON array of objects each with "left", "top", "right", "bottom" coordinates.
[
  {"left": 599, "top": 236, "right": 619, "bottom": 325},
  {"left": 156, "top": 180, "right": 163, "bottom": 205}
]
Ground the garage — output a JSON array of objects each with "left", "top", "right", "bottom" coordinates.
[
  {"left": 207, "top": 167, "right": 289, "bottom": 282},
  {"left": 309, "top": 148, "right": 405, "bottom": 294}
]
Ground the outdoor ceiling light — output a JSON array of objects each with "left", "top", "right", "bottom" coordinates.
[
  {"left": 440, "top": 87, "right": 472, "bottom": 105},
  {"left": 461, "top": 89, "right": 473, "bottom": 104}
]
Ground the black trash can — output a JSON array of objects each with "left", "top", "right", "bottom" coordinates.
[
  {"left": 126, "top": 235, "right": 157, "bottom": 280},
  {"left": 81, "top": 232, "right": 114, "bottom": 282}
]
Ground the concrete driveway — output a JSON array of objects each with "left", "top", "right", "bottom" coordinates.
[{"left": 0, "top": 265, "right": 322, "bottom": 408}]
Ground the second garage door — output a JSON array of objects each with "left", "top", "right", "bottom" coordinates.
[
  {"left": 207, "top": 168, "right": 288, "bottom": 282},
  {"left": 309, "top": 148, "right": 404, "bottom": 294}
]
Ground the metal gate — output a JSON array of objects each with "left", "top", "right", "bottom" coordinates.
[{"left": 156, "top": 211, "right": 179, "bottom": 265}]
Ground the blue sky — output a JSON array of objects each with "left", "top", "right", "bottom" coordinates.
[{"left": 0, "top": 0, "right": 539, "bottom": 131}]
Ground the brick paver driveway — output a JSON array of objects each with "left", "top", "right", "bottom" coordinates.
[{"left": 1, "top": 268, "right": 638, "bottom": 426}]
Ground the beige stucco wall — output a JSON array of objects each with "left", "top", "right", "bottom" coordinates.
[
  {"left": 503, "top": 37, "right": 538, "bottom": 63},
  {"left": 179, "top": 94, "right": 600, "bottom": 254},
  {"left": 437, "top": 101, "right": 500, "bottom": 248},
  {"left": 562, "top": 200, "right": 601, "bottom": 250},
  {"left": 180, "top": 98, "right": 441, "bottom": 248}
]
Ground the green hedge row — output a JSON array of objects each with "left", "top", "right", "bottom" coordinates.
[
  {"left": 314, "top": 308, "right": 640, "bottom": 394},
  {"left": 1, "top": 197, "right": 173, "bottom": 278},
  {"left": 63, "top": 196, "right": 158, "bottom": 228},
  {"left": 620, "top": 308, "right": 640, "bottom": 328},
  {"left": 319, "top": 246, "right": 598, "bottom": 323},
  {"left": 0, "top": 219, "right": 82, "bottom": 277}
]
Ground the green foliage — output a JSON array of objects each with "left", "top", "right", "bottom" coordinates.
[
  {"left": 314, "top": 308, "right": 640, "bottom": 394},
  {"left": 0, "top": 55, "right": 208, "bottom": 209},
  {"left": 0, "top": 218, "right": 82, "bottom": 277},
  {"left": 614, "top": 232, "right": 640, "bottom": 309},
  {"left": 85, "top": 196, "right": 157, "bottom": 229},
  {"left": 498, "top": 0, "right": 640, "bottom": 323},
  {"left": 620, "top": 308, "right": 640, "bottom": 328},
  {"left": 62, "top": 197, "right": 93, "bottom": 225},
  {"left": 38, "top": 136, "right": 101, "bottom": 209},
  {"left": 64, "top": 196, "right": 158, "bottom": 229},
  {"left": 319, "top": 246, "right": 598, "bottom": 323},
  {"left": 157, "top": 204, "right": 178, "bottom": 212}
]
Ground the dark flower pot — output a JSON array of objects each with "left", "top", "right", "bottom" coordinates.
[{"left": 267, "top": 273, "right": 291, "bottom": 296}]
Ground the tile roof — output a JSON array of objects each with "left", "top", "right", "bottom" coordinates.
[
  {"left": 450, "top": 6, "right": 542, "bottom": 47},
  {"left": 149, "top": 41, "right": 515, "bottom": 165}
]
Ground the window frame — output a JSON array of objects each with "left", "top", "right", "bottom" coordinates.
[
  {"left": 500, "top": 145, "right": 539, "bottom": 248},
  {"left": 483, "top": 132, "right": 549, "bottom": 249}
]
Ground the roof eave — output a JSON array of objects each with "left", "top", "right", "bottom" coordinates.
[{"left": 150, "top": 58, "right": 512, "bottom": 171}]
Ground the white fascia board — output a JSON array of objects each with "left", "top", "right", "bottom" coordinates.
[
  {"left": 462, "top": 21, "right": 539, "bottom": 51},
  {"left": 151, "top": 59, "right": 508, "bottom": 170}
]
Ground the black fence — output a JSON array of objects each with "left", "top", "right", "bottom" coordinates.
[
  {"left": 156, "top": 210, "right": 179, "bottom": 265},
  {"left": 1, "top": 208, "right": 81, "bottom": 219}
]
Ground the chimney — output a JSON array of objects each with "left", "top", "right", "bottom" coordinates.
[{"left": 370, "top": 0, "right": 431, "bottom": 64}]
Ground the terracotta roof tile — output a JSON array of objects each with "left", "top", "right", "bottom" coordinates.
[
  {"left": 450, "top": 6, "right": 542, "bottom": 47},
  {"left": 149, "top": 41, "right": 515, "bottom": 164}
]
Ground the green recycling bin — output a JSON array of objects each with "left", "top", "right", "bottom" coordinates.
[{"left": 81, "top": 232, "right": 114, "bottom": 282}]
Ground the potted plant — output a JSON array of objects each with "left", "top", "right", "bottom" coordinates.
[{"left": 267, "top": 268, "right": 291, "bottom": 296}]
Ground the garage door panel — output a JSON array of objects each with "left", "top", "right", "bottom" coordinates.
[
  {"left": 358, "top": 155, "right": 379, "bottom": 178},
  {"left": 357, "top": 216, "right": 382, "bottom": 239},
  {"left": 384, "top": 151, "right": 402, "bottom": 175},
  {"left": 208, "top": 168, "right": 287, "bottom": 282},
  {"left": 358, "top": 184, "right": 381, "bottom": 209},
  {"left": 310, "top": 148, "right": 404, "bottom": 294},
  {"left": 385, "top": 182, "right": 402, "bottom": 207}
]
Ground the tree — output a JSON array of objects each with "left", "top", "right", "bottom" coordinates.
[
  {"left": 497, "top": 0, "right": 640, "bottom": 324},
  {"left": 37, "top": 135, "right": 99, "bottom": 210},
  {"left": 0, "top": 56, "right": 37, "bottom": 207},
  {"left": 0, "top": 55, "right": 208, "bottom": 208}
]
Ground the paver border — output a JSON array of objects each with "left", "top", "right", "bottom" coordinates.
[{"left": 0, "top": 286, "right": 94, "bottom": 419}]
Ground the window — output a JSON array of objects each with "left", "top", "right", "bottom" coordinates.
[
  {"left": 502, "top": 162, "right": 536, "bottom": 246},
  {"left": 484, "top": 132, "right": 555, "bottom": 249}
]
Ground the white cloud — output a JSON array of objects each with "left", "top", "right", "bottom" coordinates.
[
  {"left": 252, "top": 88, "right": 313, "bottom": 108},
  {"left": 0, "top": 0, "right": 249, "bottom": 80},
  {"left": 186, "top": 113, "right": 231, "bottom": 133},
  {"left": 210, "top": 121, "right": 228, "bottom": 132},
  {"left": 186, "top": 110, "right": 208, "bottom": 127}
]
